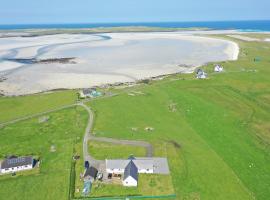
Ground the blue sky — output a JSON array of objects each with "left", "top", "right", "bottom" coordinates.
[{"left": 0, "top": 0, "right": 269, "bottom": 24}]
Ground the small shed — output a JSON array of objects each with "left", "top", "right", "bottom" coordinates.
[{"left": 84, "top": 166, "right": 98, "bottom": 182}]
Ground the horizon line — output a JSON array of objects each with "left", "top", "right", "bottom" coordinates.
[{"left": 1, "top": 19, "right": 270, "bottom": 26}]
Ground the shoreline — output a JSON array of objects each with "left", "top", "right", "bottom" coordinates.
[{"left": 0, "top": 31, "right": 239, "bottom": 96}]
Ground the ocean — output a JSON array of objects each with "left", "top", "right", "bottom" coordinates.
[{"left": 0, "top": 20, "right": 270, "bottom": 31}]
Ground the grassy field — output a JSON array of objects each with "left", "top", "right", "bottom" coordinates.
[
  {"left": 0, "top": 90, "right": 77, "bottom": 123},
  {"left": 0, "top": 35, "right": 269, "bottom": 200},
  {"left": 0, "top": 106, "right": 88, "bottom": 200},
  {"left": 88, "top": 141, "right": 146, "bottom": 159},
  {"left": 87, "top": 37, "right": 270, "bottom": 200}
]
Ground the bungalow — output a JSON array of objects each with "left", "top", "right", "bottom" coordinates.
[
  {"left": 214, "top": 64, "right": 223, "bottom": 72},
  {"left": 105, "top": 156, "right": 170, "bottom": 187},
  {"left": 0, "top": 156, "right": 33, "bottom": 174},
  {"left": 196, "top": 69, "right": 207, "bottom": 79}
]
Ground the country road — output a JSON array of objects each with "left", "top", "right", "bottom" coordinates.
[{"left": 78, "top": 103, "right": 153, "bottom": 169}]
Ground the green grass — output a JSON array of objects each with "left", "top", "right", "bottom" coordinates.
[
  {"left": 87, "top": 38, "right": 270, "bottom": 200},
  {"left": 0, "top": 106, "right": 88, "bottom": 200},
  {"left": 0, "top": 35, "right": 270, "bottom": 200},
  {"left": 88, "top": 141, "right": 146, "bottom": 159},
  {"left": 87, "top": 174, "right": 174, "bottom": 198},
  {"left": 0, "top": 90, "right": 77, "bottom": 123}
]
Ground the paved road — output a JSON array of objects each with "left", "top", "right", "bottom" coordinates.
[
  {"left": 77, "top": 103, "right": 104, "bottom": 168},
  {"left": 89, "top": 136, "right": 153, "bottom": 157}
]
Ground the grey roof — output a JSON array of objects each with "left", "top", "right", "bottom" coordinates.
[
  {"left": 106, "top": 157, "right": 170, "bottom": 174},
  {"left": 106, "top": 159, "right": 130, "bottom": 169},
  {"left": 153, "top": 158, "right": 170, "bottom": 174},
  {"left": 123, "top": 160, "right": 138, "bottom": 181},
  {"left": 106, "top": 158, "right": 154, "bottom": 171},
  {"left": 1, "top": 156, "right": 33, "bottom": 169},
  {"left": 133, "top": 158, "right": 154, "bottom": 170},
  {"left": 84, "top": 166, "right": 98, "bottom": 179},
  {"left": 82, "top": 88, "right": 96, "bottom": 95}
]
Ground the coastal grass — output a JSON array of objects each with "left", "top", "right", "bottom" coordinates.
[
  {"left": 88, "top": 141, "right": 146, "bottom": 160},
  {"left": 0, "top": 35, "right": 269, "bottom": 200},
  {"left": 0, "top": 106, "right": 88, "bottom": 200},
  {"left": 87, "top": 38, "right": 270, "bottom": 200},
  {"left": 0, "top": 90, "right": 77, "bottom": 123}
]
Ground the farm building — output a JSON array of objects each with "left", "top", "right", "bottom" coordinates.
[
  {"left": 196, "top": 69, "right": 207, "bottom": 79},
  {"left": 0, "top": 156, "right": 33, "bottom": 174},
  {"left": 105, "top": 157, "right": 170, "bottom": 187},
  {"left": 214, "top": 64, "right": 224, "bottom": 72}
]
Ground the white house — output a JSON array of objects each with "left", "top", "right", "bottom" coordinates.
[
  {"left": 122, "top": 160, "right": 138, "bottom": 187},
  {"left": 214, "top": 65, "right": 223, "bottom": 72},
  {"left": 105, "top": 156, "right": 170, "bottom": 187},
  {"left": 196, "top": 69, "right": 207, "bottom": 79},
  {"left": 0, "top": 156, "right": 33, "bottom": 174}
]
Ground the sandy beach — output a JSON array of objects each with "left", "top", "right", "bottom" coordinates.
[
  {"left": 0, "top": 31, "right": 239, "bottom": 96},
  {"left": 227, "top": 34, "right": 260, "bottom": 42}
]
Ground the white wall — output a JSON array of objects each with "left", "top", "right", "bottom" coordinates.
[
  {"left": 1, "top": 164, "right": 32, "bottom": 174},
  {"left": 106, "top": 168, "right": 125, "bottom": 174},
  {"left": 138, "top": 168, "right": 153, "bottom": 174},
  {"left": 122, "top": 176, "right": 137, "bottom": 187}
]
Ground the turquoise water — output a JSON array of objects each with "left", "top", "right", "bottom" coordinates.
[{"left": 0, "top": 20, "right": 270, "bottom": 31}]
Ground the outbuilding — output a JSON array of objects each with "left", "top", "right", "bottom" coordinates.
[{"left": 84, "top": 166, "right": 98, "bottom": 182}]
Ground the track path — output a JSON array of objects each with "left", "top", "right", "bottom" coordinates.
[{"left": 0, "top": 99, "right": 153, "bottom": 169}]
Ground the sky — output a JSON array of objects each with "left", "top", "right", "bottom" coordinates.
[{"left": 0, "top": 0, "right": 269, "bottom": 24}]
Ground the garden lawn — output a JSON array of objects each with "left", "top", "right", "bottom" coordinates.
[{"left": 88, "top": 141, "right": 146, "bottom": 160}]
